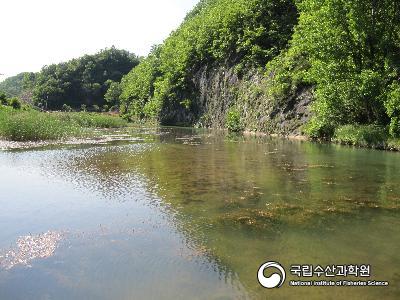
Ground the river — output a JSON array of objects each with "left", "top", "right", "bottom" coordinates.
[{"left": 0, "top": 127, "right": 399, "bottom": 299}]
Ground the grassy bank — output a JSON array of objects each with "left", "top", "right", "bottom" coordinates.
[
  {"left": 331, "top": 124, "right": 400, "bottom": 151},
  {"left": 0, "top": 107, "right": 128, "bottom": 141},
  {"left": 56, "top": 112, "right": 128, "bottom": 128}
]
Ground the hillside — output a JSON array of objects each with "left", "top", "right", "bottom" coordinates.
[
  {"left": 118, "top": 0, "right": 300, "bottom": 131},
  {"left": 117, "top": 0, "right": 400, "bottom": 144},
  {"left": 0, "top": 72, "right": 35, "bottom": 100}
]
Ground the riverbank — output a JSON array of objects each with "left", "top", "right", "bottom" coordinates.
[
  {"left": 1, "top": 106, "right": 399, "bottom": 152},
  {"left": 0, "top": 106, "right": 128, "bottom": 141},
  {"left": 243, "top": 126, "right": 400, "bottom": 152}
]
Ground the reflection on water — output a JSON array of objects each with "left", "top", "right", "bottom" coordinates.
[
  {"left": 0, "top": 127, "right": 399, "bottom": 299},
  {"left": 0, "top": 231, "right": 64, "bottom": 270}
]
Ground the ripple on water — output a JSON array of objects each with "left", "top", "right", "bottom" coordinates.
[{"left": 0, "top": 134, "right": 146, "bottom": 151}]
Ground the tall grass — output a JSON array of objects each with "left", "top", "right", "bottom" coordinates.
[
  {"left": 0, "top": 107, "right": 128, "bottom": 141},
  {"left": 0, "top": 110, "right": 77, "bottom": 141},
  {"left": 57, "top": 112, "right": 127, "bottom": 128}
]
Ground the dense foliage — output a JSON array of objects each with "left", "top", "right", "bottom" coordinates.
[
  {"left": 32, "top": 47, "right": 139, "bottom": 110},
  {"left": 0, "top": 91, "right": 24, "bottom": 109},
  {"left": 116, "top": 0, "right": 400, "bottom": 145},
  {"left": 0, "top": 59, "right": 129, "bottom": 142},
  {"left": 333, "top": 124, "right": 388, "bottom": 148},
  {"left": 118, "top": 0, "right": 297, "bottom": 121},
  {"left": 275, "top": 0, "right": 400, "bottom": 139},
  {"left": 225, "top": 108, "right": 243, "bottom": 132},
  {"left": 4, "top": 0, "right": 398, "bottom": 146}
]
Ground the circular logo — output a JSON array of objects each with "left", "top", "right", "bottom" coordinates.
[{"left": 257, "top": 261, "right": 286, "bottom": 289}]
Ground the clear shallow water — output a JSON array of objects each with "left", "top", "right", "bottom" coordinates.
[{"left": 0, "top": 127, "right": 399, "bottom": 299}]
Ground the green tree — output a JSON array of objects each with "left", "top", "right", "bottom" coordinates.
[
  {"left": 104, "top": 81, "right": 122, "bottom": 106},
  {"left": 32, "top": 47, "right": 139, "bottom": 110},
  {"left": 119, "top": 0, "right": 297, "bottom": 122},
  {"left": 119, "top": 46, "right": 161, "bottom": 118},
  {"left": 291, "top": 0, "right": 400, "bottom": 137}
]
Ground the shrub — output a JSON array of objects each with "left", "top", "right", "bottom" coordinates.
[
  {"left": 333, "top": 125, "right": 388, "bottom": 148},
  {"left": 80, "top": 104, "right": 87, "bottom": 112},
  {"left": 226, "top": 108, "right": 243, "bottom": 132},
  {"left": 62, "top": 104, "right": 73, "bottom": 112},
  {"left": 0, "top": 91, "right": 8, "bottom": 105},
  {"left": 9, "top": 97, "right": 22, "bottom": 109},
  {"left": 386, "top": 82, "right": 400, "bottom": 137},
  {"left": 92, "top": 105, "right": 100, "bottom": 112},
  {"left": 389, "top": 117, "right": 400, "bottom": 138},
  {"left": 109, "top": 105, "right": 118, "bottom": 112},
  {"left": 387, "top": 138, "right": 400, "bottom": 151},
  {"left": 304, "top": 118, "right": 335, "bottom": 140}
]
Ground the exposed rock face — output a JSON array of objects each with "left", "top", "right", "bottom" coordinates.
[
  {"left": 263, "top": 86, "right": 313, "bottom": 135},
  {"left": 160, "top": 63, "right": 313, "bottom": 135},
  {"left": 194, "top": 64, "right": 240, "bottom": 128}
]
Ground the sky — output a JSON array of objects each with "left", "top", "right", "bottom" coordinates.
[{"left": 0, "top": 0, "right": 199, "bottom": 81}]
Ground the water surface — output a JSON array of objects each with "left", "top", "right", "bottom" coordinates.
[{"left": 0, "top": 128, "right": 399, "bottom": 299}]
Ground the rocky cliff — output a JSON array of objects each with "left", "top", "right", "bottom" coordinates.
[{"left": 160, "top": 63, "right": 313, "bottom": 135}]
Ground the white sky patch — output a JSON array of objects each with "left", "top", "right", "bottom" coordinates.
[{"left": 0, "top": 0, "right": 198, "bottom": 81}]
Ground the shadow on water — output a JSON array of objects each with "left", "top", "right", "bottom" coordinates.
[{"left": 0, "top": 127, "right": 399, "bottom": 299}]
